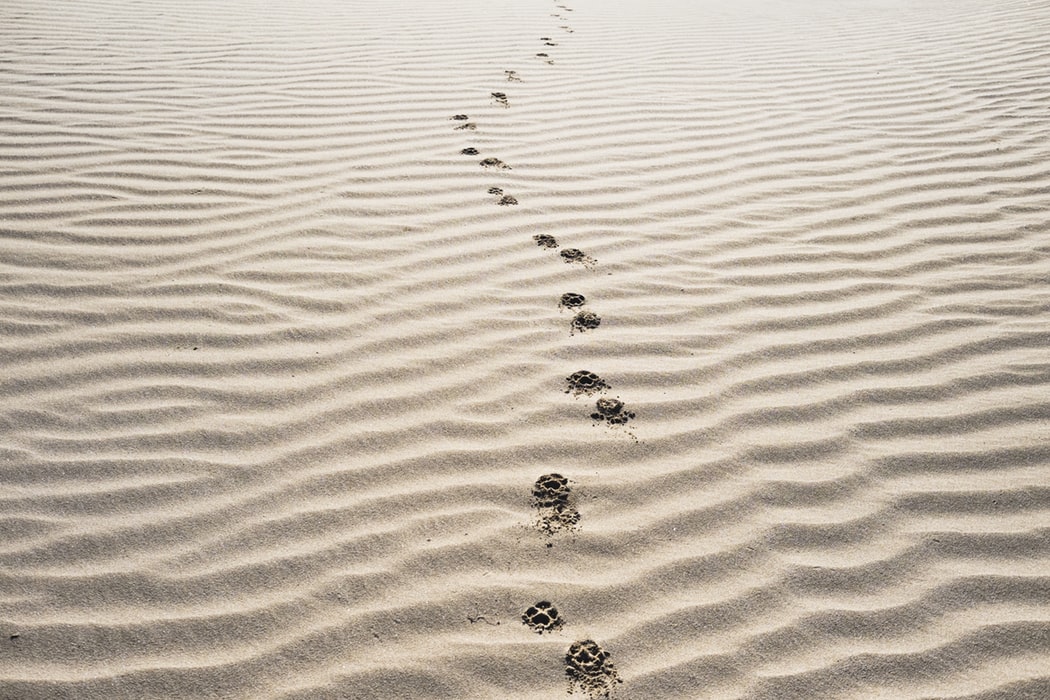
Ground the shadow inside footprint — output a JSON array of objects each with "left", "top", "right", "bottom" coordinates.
[
  {"left": 451, "top": 114, "right": 469, "bottom": 120},
  {"left": 560, "top": 292, "right": 586, "bottom": 308},
  {"left": 571, "top": 310, "right": 601, "bottom": 334},
  {"left": 498, "top": 195, "right": 518, "bottom": 205},
  {"left": 566, "top": 640, "right": 622, "bottom": 699},
  {"left": 488, "top": 187, "right": 503, "bottom": 195},
  {"left": 461, "top": 147, "right": 480, "bottom": 155},
  {"left": 565, "top": 370, "right": 609, "bottom": 396},
  {"left": 522, "top": 601, "right": 563, "bottom": 634},
  {"left": 492, "top": 91, "right": 509, "bottom": 107},
  {"left": 534, "top": 234, "right": 558, "bottom": 248},
  {"left": 480, "top": 157, "right": 510, "bottom": 169},
  {"left": 591, "top": 397, "right": 635, "bottom": 426},
  {"left": 532, "top": 473, "right": 580, "bottom": 537},
  {"left": 560, "top": 248, "right": 597, "bottom": 267}
]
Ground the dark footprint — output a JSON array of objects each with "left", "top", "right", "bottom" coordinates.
[
  {"left": 534, "top": 234, "right": 559, "bottom": 248},
  {"left": 455, "top": 122, "right": 477, "bottom": 131},
  {"left": 451, "top": 114, "right": 469, "bottom": 121},
  {"left": 560, "top": 248, "right": 597, "bottom": 267},
  {"left": 565, "top": 370, "right": 609, "bottom": 396},
  {"left": 487, "top": 187, "right": 517, "bottom": 205},
  {"left": 565, "top": 640, "right": 622, "bottom": 699},
  {"left": 522, "top": 601, "right": 563, "bottom": 634},
  {"left": 571, "top": 310, "right": 601, "bottom": 334},
  {"left": 591, "top": 397, "right": 635, "bottom": 426},
  {"left": 533, "top": 473, "right": 580, "bottom": 536},
  {"left": 541, "top": 37, "right": 557, "bottom": 46},
  {"left": 461, "top": 147, "right": 480, "bottom": 156},
  {"left": 536, "top": 53, "right": 554, "bottom": 64},
  {"left": 480, "top": 157, "right": 510, "bottom": 170},
  {"left": 533, "top": 472, "right": 572, "bottom": 507},
  {"left": 506, "top": 70, "right": 521, "bottom": 82},
  {"left": 559, "top": 292, "right": 586, "bottom": 309},
  {"left": 492, "top": 91, "right": 509, "bottom": 107}
]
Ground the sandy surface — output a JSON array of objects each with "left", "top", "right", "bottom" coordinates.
[{"left": 2, "top": 0, "right": 1049, "bottom": 697}]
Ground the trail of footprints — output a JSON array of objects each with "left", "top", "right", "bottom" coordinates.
[{"left": 449, "top": 3, "right": 623, "bottom": 696}]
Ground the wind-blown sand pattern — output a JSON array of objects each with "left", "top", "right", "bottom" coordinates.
[{"left": 2, "top": 0, "right": 1050, "bottom": 697}]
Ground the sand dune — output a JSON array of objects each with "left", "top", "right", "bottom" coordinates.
[{"left": 2, "top": 0, "right": 1049, "bottom": 697}]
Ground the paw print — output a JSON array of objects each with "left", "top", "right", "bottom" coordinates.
[{"left": 522, "top": 601, "right": 564, "bottom": 633}]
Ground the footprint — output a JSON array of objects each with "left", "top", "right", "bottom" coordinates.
[
  {"left": 488, "top": 187, "right": 517, "bottom": 205},
  {"left": 559, "top": 292, "right": 586, "bottom": 309},
  {"left": 591, "top": 397, "right": 635, "bottom": 426},
  {"left": 541, "top": 37, "right": 558, "bottom": 46},
  {"left": 461, "top": 147, "right": 480, "bottom": 156},
  {"left": 533, "top": 472, "right": 572, "bottom": 507},
  {"left": 533, "top": 473, "right": 580, "bottom": 536},
  {"left": 536, "top": 53, "right": 554, "bottom": 64},
  {"left": 506, "top": 70, "right": 522, "bottom": 82},
  {"left": 451, "top": 114, "right": 469, "bottom": 121},
  {"left": 565, "top": 640, "right": 622, "bottom": 699},
  {"left": 522, "top": 601, "right": 563, "bottom": 634},
  {"left": 455, "top": 122, "right": 477, "bottom": 131},
  {"left": 571, "top": 310, "right": 601, "bottom": 334},
  {"left": 560, "top": 248, "right": 597, "bottom": 267},
  {"left": 480, "top": 157, "right": 511, "bottom": 170},
  {"left": 492, "top": 91, "right": 509, "bottom": 107},
  {"left": 565, "top": 370, "right": 609, "bottom": 396},
  {"left": 534, "top": 234, "right": 559, "bottom": 248}
]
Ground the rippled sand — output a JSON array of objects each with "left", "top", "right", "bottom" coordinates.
[{"left": 2, "top": 0, "right": 1049, "bottom": 697}]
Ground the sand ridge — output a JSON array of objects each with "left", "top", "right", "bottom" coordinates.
[{"left": 2, "top": 0, "right": 1050, "bottom": 697}]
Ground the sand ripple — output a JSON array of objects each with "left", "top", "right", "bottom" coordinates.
[{"left": 2, "top": 0, "right": 1049, "bottom": 697}]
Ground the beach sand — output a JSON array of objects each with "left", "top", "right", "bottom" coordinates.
[{"left": 1, "top": 0, "right": 1049, "bottom": 697}]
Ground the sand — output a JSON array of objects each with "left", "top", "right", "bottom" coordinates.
[{"left": 2, "top": 0, "right": 1049, "bottom": 697}]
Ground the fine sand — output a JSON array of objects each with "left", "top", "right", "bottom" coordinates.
[{"left": 2, "top": 0, "right": 1050, "bottom": 698}]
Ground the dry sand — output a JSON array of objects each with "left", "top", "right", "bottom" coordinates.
[{"left": 2, "top": 0, "right": 1049, "bottom": 697}]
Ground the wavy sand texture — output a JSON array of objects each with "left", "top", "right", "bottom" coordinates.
[{"left": 1, "top": 0, "right": 1049, "bottom": 697}]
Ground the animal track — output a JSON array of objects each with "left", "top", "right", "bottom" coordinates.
[
  {"left": 534, "top": 234, "right": 559, "bottom": 248},
  {"left": 451, "top": 114, "right": 469, "bottom": 121},
  {"left": 591, "top": 397, "right": 635, "bottom": 426},
  {"left": 506, "top": 70, "right": 521, "bottom": 82},
  {"left": 560, "top": 248, "right": 596, "bottom": 267},
  {"left": 571, "top": 310, "right": 601, "bottom": 334},
  {"left": 536, "top": 52, "right": 554, "bottom": 64},
  {"left": 533, "top": 473, "right": 580, "bottom": 536},
  {"left": 487, "top": 187, "right": 518, "bottom": 205},
  {"left": 492, "top": 91, "right": 509, "bottom": 107},
  {"left": 533, "top": 472, "right": 572, "bottom": 507},
  {"left": 522, "top": 601, "right": 563, "bottom": 634},
  {"left": 461, "top": 147, "right": 480, "bottom": 156},
  {"left": 541, "top": 37, "right": 557, "bottom": 46},
  {"left": 559, "top": 292, "right": 586, "bottom": 309},
  {"left": 566, "top": 639, "right": 621, "bottom": 699},
  {"left": 480, "top": 157, "right": 510, "bottom": 170},
  {"left": 565, "top": 370, "right": 609, "bottom": 396},
  {"left": 455, "top": 122, "right": 477, "bottom": 131}
]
